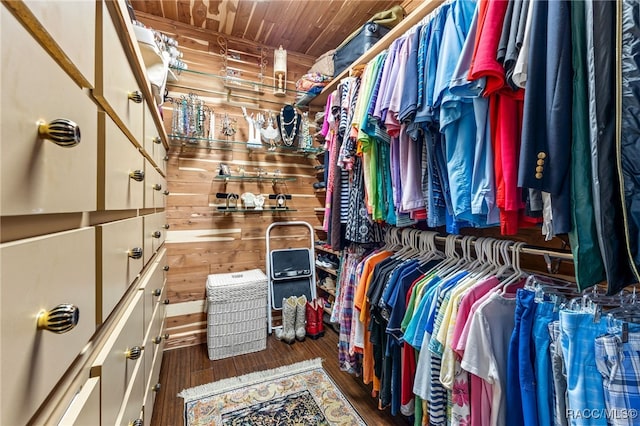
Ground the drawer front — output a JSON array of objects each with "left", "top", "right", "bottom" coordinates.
[
  {"left": 95, "top": 290, "right": 144, "bottom": 426},
  {"left": 143, "top": 339, "right": 164, "bottom": 426},
  {"left": 1, "top": 9, "right": 97, "bottom": 216},
  {"left": 144, "top": 162, "right": 166, "bottom": 209},
  {"left": 143, "top": 212, "right": 166, "bottom": 265},
  {"left": 0, "top": 228, "right": 96, "bottom": 426},
  {"left": 155, "top": 173, "right": 167, "bottom": 208},
  {"left": 116, "top": 357, "right": 145, "bottom": 426},
  {"left": 154, "top": 141, "right": 167, "bottom": 175},
  {"left": 97, "top": 1, "right": 143, "bottom": 145},
  {"left": 143, "top": 106, "right": 161, "bottom": 162},
  {"left": 144, "top": 303, "right": 166, "bottom": 395},
  {"left": 142, "top": 214, "right": 153, "bottom": 267},
  {"left": 143, "top": 161, "right": 156, "bottom": 209},
  {"left": 102, "top": 113, "right": 145, "bottom": 210},
  {"left": 58, "top": 377, "right": 101, "bottom": 426},
  {"left": 139, "top": 252, "right": 165, "bottom": 333},
  {"left": 22, "top": 0, "right": 96, "bottom": 88},
  {"left": 151, "top": 212, "right": 167, "bottom": 256},
  {"left": 98, "top": 217, "right": 144, "bottom": 321}
]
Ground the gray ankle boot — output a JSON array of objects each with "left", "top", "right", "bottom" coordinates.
[
  {"left": 295, "top": 295, "right": 307, "bottom": 341},
  {"left": 274, "top": 296, "right": 296, "bottom": 344}
]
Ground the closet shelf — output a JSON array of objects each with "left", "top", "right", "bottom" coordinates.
[
  {"left": 316, "top": 264, "right": 338, "bottom": 276},
  {"left": 315, "top": 243, "right": 340, "bottom": 256},
  {"left": 214, "top": 175, "right": 297, "bottom": 183},
  {"left": 169, "top": 134, "right": 324, "bottom": 156},
  {"left": 317, "top": 285, "right": 336, "bottom": 297}
]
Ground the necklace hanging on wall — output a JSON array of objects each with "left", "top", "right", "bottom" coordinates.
[{"left": 278, "top": 104, "right": 299, "bottom": 147}]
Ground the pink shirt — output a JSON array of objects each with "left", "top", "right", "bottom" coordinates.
[
  {"left": 451, "top": 277, "right": 499, "bottom": 426},
  {"left": 453, "top": 277, "right": 500, "bottom": 354}
]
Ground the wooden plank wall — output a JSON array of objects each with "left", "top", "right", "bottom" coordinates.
[{"left": 135, "top": 12, "right": 325, "bottom": 349}]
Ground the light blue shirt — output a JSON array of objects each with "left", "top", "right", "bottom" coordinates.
[
  {"left": 449, "top": 4, "right": 499, "bottom": 226},
  {"left": 434, "top": 0, "right": 496, "bottom": 228}
]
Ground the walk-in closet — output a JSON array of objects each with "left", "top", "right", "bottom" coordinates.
[{"left": 2, "top": 1, "right": 640, "bottom": 425}]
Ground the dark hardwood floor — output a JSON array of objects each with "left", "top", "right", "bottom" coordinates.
[{"left": 150, "top": 327, "right": 412, "bottom": 425}]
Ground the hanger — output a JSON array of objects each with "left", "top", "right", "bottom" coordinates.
[
  {"left": 475, "top": 238, "right": 500, "bottom": 277},
  {"left": 602, "top": 287, "right": 640, "bottom": 317},
  {"left": 500, "top": 241, "right": 529, "bottom": 293},
  {"left": 438, "top": 235, "right": 475, "bottom": 281},
  {"left": 421, "top": 234, "right": 459, "bottom": 277},
  {"left": 456, "top": 236, "right": 479, "bottom": 272},
  {"left": 602, "top": 288, "right": 640, "bottom": 342},
  {"left": 417, "top": 231, "right": 443, "bottom": 265},
  {"left": 494, "top": 240, "right": 515, "bottom": 280},
  {"left": 446, "top": 236, "right": 489, "bottom": 289},
  {"left": 401, "top": 229, "right": 422, "bottom": 260},
  {"left": 463, "top": 237, "right": 489, "bottom": 277},
  {"left": 380, "top": 226, "right": 398, "bottom": 252},
  {"left": 479, "top": 238, "right": 505, "bottom": 279},
  {"left": 390, "top": 228, "right": 413, "bottom": 259}
]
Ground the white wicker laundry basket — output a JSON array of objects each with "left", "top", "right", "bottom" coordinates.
[{"left": 205, "top": 269, "right": 268, "bottom": 360}]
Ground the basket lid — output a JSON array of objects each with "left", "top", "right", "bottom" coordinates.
[{"left": 206, "top": 269, "right": 267, "bottom": 288}]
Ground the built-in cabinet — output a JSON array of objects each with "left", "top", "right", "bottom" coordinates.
[{"left": 0, "top": 1, "right": 168, "bottom": 424}]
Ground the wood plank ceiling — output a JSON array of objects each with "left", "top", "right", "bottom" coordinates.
[{"left": 130, "top": 0, "right": 421, "bottom": 58}]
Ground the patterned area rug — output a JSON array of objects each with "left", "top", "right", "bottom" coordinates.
[{"left": 179, "top": 358, "right": 366, "bottom": 426}]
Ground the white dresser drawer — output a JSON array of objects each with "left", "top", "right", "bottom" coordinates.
[
  {"left": 155, "top": 142, "right": 167, "bottom": 175},
  {"left": 143, "top": 337, "right": 164, "bottom": 426},
  {"left": 144, "top": 161, "right": 166, "bottom": 209},
  {"left": 143, "top": 106, "right": 162, "bottom": 164},
  {"left": 96, "top": 0, "right": 144, "bottom": 145},
  {"left": 93, "top": 290, "right": 144, "bottom": 426},
  {"left": 143, "top": 212, "right": 167, "bottom": 265},
  {"left": 58, "top": 377, "right": 101, "bottom": 426},
  {"left": 152, "top": 211, "right": 167, "bottom": 252},
  {"left": 139, "top": 251, "right": 165, "bottom": 333},
  {"left": 100, "top": 113, "right": 145, "bottom": 210},
  {"left": 144, "top": 302, "right": 166, "bottom": 398},
  {"left": 155, "top": 175, "right": 167, "bottom": 208},
  {"left": 116, "top": 356, "right": 145, "bottom": 426},
  {"left": 97, "top": 217, "right": 144, "bottom": 321},
  {"left": 21, "top": 0, "right": 96, "bottom": 88},
  {"left": 1, "top": 8, "right": 97, "bottom": 216},
  {"left": 0, "top": 228, "right": 96, "bottom": 426}
]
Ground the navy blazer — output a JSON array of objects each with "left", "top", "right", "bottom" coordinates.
[{"left": 518, "top": 0, "right": 572, "bottom": 233}]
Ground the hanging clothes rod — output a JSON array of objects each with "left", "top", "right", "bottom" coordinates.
[
  {"left": 430, "top": 234, "right": 574, "bottom": 261},
  {"left": 383, "top": 227, "right": 574, "bottom": 261}
]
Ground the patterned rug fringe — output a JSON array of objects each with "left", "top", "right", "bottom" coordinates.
[{"left": 178, "top": 357, "right": 324, "bottom": 402}]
